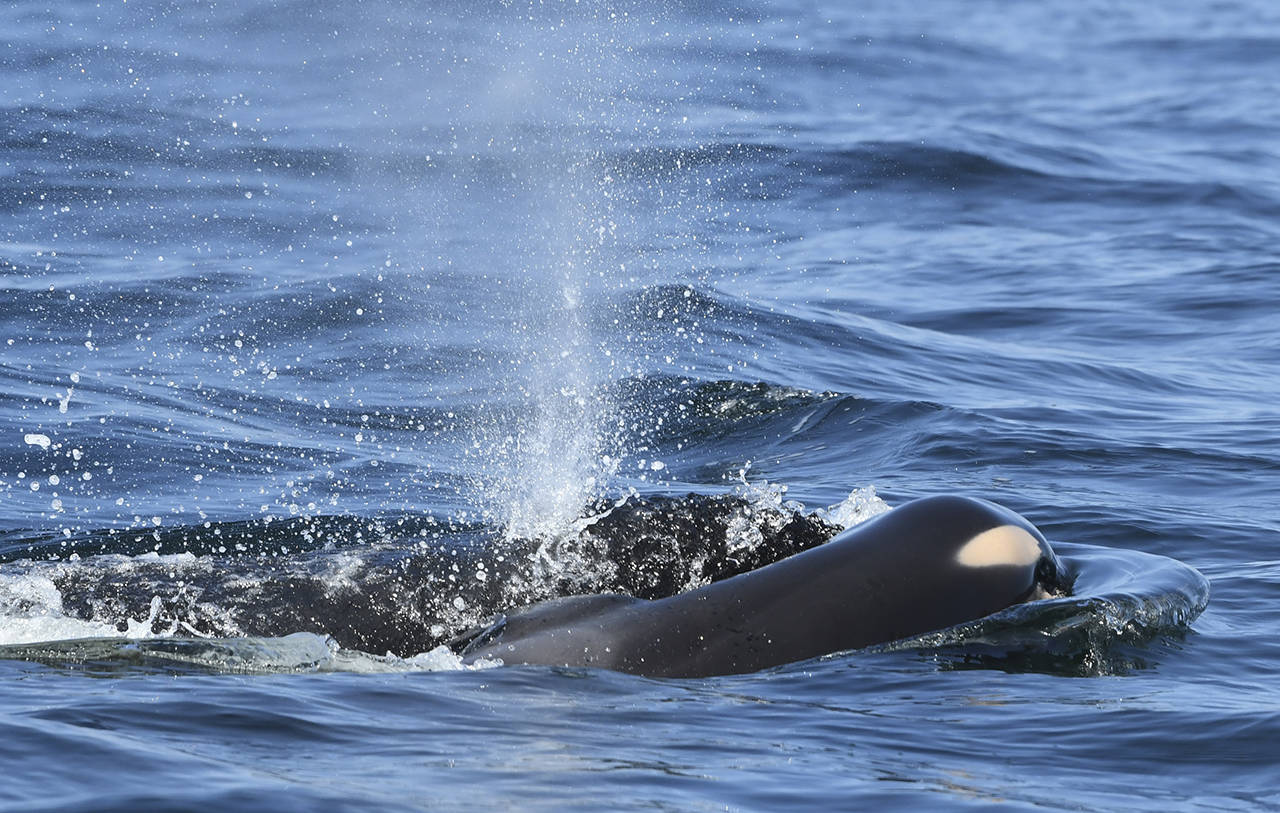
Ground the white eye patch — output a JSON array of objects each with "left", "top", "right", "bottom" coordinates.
[{"left": 954, "top": 525, "right": 1042, "bottom": 568}]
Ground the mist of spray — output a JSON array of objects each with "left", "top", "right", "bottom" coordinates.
[
  {"left": 457, "top": 6, "right": 658, "bottom": 541},
  {"left": 494, "top": 161, "right": 620, "bottom": 540}
]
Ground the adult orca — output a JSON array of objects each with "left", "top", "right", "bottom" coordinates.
[{"left": 452, "top": 495, "right": 1069, "bottom": 678}]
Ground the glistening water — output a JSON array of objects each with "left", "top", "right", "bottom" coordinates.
[{"left": 2, "top": 0, "right": 1277, "bottom": 810}]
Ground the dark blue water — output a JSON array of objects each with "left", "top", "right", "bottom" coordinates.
[{"left": 2, "top": 0, "right": 1278, "bottom": 809}]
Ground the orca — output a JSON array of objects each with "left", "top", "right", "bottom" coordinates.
[{"left": 452, "top": 495, "right": 1069, "bottom": 678}]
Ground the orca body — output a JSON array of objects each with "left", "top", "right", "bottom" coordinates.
[{"left": 454, "top": 495, "right": 1068, "bottom": 678}]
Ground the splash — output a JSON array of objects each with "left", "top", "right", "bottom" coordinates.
[
  {"left": 0, "top": 570, "right": 164, "bottom": 646},
  {"left": 728, "top": 463, "right": 891, "bottom": 530},
  {"left": 487, "top": 157, "right": 622, "bottom": 541},
  {"left": 723, "top": 466, "right": 890, "bottom": 570},
  {"left": 457, "top": 9, "right": 661, "bottom": 541},
  {"left": 817, "top": 485, "right": 894, "bottom": 529}
]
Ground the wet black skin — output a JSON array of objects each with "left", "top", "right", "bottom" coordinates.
[{"left": 456, "top": 495, "right": 1067, "bottom": 678}]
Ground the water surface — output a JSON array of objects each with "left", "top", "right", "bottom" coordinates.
[{"left": 2, "top": 0, "right": 1278, "bottom": 809}]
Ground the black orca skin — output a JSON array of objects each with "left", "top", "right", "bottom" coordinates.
[{"left": 456, "top": 495, "right": 1068, "bottom": 677}]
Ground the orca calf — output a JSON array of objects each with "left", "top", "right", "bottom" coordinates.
[{"left": 453, "top": 495, "right": 1069, "bottom": 677}]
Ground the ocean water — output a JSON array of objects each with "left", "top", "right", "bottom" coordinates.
[{"left": 2, "top": 0, "right": 1278, "bottom": 809}]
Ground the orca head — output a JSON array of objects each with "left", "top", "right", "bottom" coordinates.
[{"left": 942, "top": 499, "right": 1070, "bottom": 600}]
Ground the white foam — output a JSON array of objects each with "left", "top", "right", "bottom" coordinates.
[
  {"left": 322, "top": 643, "right": 502, "bottom": 674},
  {"left": 0, "top": 571, "right": 158, "bottom": 646},
  {"left": 0, "top": 616, "right": 127, "bottom": 646},
  {"left": 0, "top": 571, "right": 68, "bottom": 618},
  {"left": 23, "top": 433, "right": 51, "bottom": 449},
  {"left": 818, "top": 485, "right": 893, "bottom": 529},
  {"left": 731, "top": 466, "right": 804, "bottom": 513}
]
